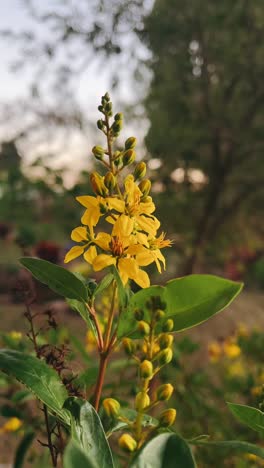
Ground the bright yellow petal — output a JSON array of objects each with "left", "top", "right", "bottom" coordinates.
[
  {"left": 107, "top": 198, "right": 125, "bottom": 213},
  {"left": 133, "top": 269, "right": 150, "bottom": 288},
  {"left": 64, "top": 246, "right": 85, "bottom": 263},
  {"left": 93, "top": 254, "right": 116, "bottom": 271},
  {"left": 112, "top": 214, "right": 134, "bottom": 238},
  {"left": 84, "top": 245, "right": 97, "bottom": 264},
  {"left": 126, "top": 244, "right": 147, "bottom": 255},
  {"left": 76, "top": 195, "right": 99, "bottom": 208},
  {"left": 137, "top": 215, "right": 160, "bottom": 236},
  {"left": 71, "top": 226, "right": 88, "bottom": 242},
  {"left": 136, "top": 251, "right": 156, "bottom": 267},
  {"left": 95, "top": 232, "right": 111, "bottom": 250},
  {"left": 118, "top": 257, "right": 139, "bottom": 279},
  {"left": 139, "top": 199, "right": 156, "bottom": 214},
  {"left": 81, "top": 206, "right": 101, "bottom": 229}
]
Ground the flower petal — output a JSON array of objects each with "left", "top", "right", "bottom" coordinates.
[
  {"left": 93, "top": 254, "right": 116, "bottom": 271},
  {"left": 71, "top": 226, "right": 88, "bottom": 242},
  {"left": 84, "top": 245, "right": 97, "bottom": 264},
  {"left": 112, "top": 214, "right": 134, "bottom": 238},
  {"left": 133, "top": 269, "right": 150, "bottom": 289},
  {"left": 64, "top": 246, "right": 85, "bottom": 263},
  {"left": 107, "top": 198, "right": 125, "bottom": 213}
]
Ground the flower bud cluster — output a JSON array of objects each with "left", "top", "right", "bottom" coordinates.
[{"left": 117, "top": 295, "right": 176, "bottom": 451}]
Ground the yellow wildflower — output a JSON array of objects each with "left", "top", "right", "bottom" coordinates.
[
  {"left": 0, "top": 417, "right": 22, "bottom": 433},
  {"left": 77, "top": 195, "right": 125, "bottom": 232},
  {"left": 208, "top": 341, "right": 222, "bottom": 362},
  {"left": 223, "top": 342, "right": 241, "bottom": 359},
  {"left": 8, "top": 331, "right": 22, "bottom": 340},
  {"left": 227, "top": 361, "right": 245, "bottom": 377}
]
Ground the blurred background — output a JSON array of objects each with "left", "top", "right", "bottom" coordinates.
[{"left": 0, "top": 1, "right": 264, "bottom": 466}]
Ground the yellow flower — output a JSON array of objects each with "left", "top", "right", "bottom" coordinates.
[
  {"left": 227, "top": 361, "right": 245, "bottom": 377},
  {"left": 224, "top": 342, "right": 241, "bottom": 359},
  {"left": 128, "top": 232, "right": 172, "bottom": 273},
  {"left": 208, "top": 341, "right": 222, "bottom": 362},
  {"left": 0, "top": 417, "right": 22, "bottom": 433},
  {"left": 64, "top": 228, "right": 108, "bottom": 264},
  {"left": 8, "top": 331, "right": 22, "bottom": 340},
  {"left": 77, "top": 195, "right": 125, "bottom": 232}
]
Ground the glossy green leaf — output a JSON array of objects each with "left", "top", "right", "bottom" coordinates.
[
  {"left": 64, "top": 397, "right": 115, "bottom": 468},
  {"left": 67, "top": 298, "right": 95, "bottom": 330},
  {"left": 130, "top": 433, "right": 196, "bottom": 468},
  {"left": 228, "top": 402, "right": 264, "bottom": 434},
  {"left": 0, "top": 349, "right": 69, "bottom": 424},
  {"left": 191, "top": 439, "right": 264, "bottom": 459},
  {"left": 20, "top": 257, "right": 88, "bottom": 302},
  {"left": 118, "top": 275, "right": 242, "bottom": 338},
  {"left": 94, "top": 273, "right": 114, "bottom": 297},
  {"left": 64, "top": 441, "right": 93, "bottom": 468},
  {"left": 14, "top": 431, "right": 35, "bottom": 468}
]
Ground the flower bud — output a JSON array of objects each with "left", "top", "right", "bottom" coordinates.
[
  {"left": 103, "top": 398, "right": 120, "bottom": 418},
  {"left": 154, "top": 309, "right": 165, "bottom": 321},
  {"left": 122, "top": 338, "right": 134, "bottom": 356},
  {"left": 105, "top": 102, "right": 112, "bottom": 114},
  {"left": 159, "top": 334, "right": 174, "bottom": 349},
  {"left": 158, "top": 347, "right": 173, "bottom": 366},
  {"left": 112, "top": 120, "right": 123, "bottom": 135},
  {"left": 125, "top": 137, "right": 137, "bottom": 150},
  {"left": 123, "top": 149, "right": 135, "bottom": 166},
  {"left": 90, "top": 172, "right": 108, "bottom": 197},
  {"left": 139, "top": 179, "right": 151, "bottom": 196},
  {"left": 118, "top": 434, "right": 137, "bottom": 452},
  {"left": 97, "top": 119, "right": 105, "bottom": 130},
  {"left": 140, "top": 360, "right": 153, "bottom": 379},
  {"left": 138, "top": 321, "right": 150, "bottom": 336},
  {"left": 134, "top": 162, "right": 146, "bottom": 180},
  {"left": 92, "top": 145, "right": 105, "bottom": 160},
  {"left": 98, "top": 105, "right": 104, "bottom": 113},
  {"left": 135, "top": 391, "right": 150, "bottom": 411},
  {"left": 159, "top": 408, "right": 176, "bottom": 427},
  {"left": 156, "top": 383, "right": 174, "bottom": 401},
  {"left": 152, "top": 343, "right": 160, "bottom": 356},
  {"left": 104, "top": 92, "right": 110, "bottom": 102},
  {"left": 162, "top": 319, "right": 174, "bottom": 332},
  {"left": 104, "top": 172, "right": 116, "bottom": 190},
  {"left": 134, "top": 308, "right": 144, "bottom": 321},
  {"left": 115, "top": 112, "right": 123, "bottom": 121}
]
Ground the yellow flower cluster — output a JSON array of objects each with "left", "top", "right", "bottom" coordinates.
[
  {"left": 208, "top": 337, "right": 241, "bottom": 363},
  {"left": 0, "top": 417, "right": 22, "bottom": 434},
  {"left": 64, "top": 93, "right": 171, "bottom": 288}
]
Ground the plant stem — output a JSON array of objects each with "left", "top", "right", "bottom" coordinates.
[
  {"left": 104, "top": 282, "right": 117, "bottom": 350},
  {"left": 94, "top": 353, "right": 108, "bottom": 412},
  {"left": 43, "top": 404, "right": 57, "bottom": 467}
]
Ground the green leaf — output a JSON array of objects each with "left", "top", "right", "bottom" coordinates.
[
  {"left": 64, "top": 397, "right": 115, "bottom": 468},
  {"left": 118, "top": 275, "right": 242, "bottom": 338},
  {"left": 67, "top": 298, "right": 95, "bottom": 330},
  {"left": 94, "top": 273, "right": 114, "bottom": 297},
  {"left": 130, "top": 433, "right": 196, "bottom": 468},
  {"left": 14, "top": 431, "right": 35, "bottom": 468},
  {"left": 105, "top": 408, "right": 158, "bottom": 436},
  {"left": 228, "top": 402, "right": 264, "bottom": 434},
  {"left": 64, "top": 441, "right": 94, "bottom": 468},
  {"left": 0, "top": 349, "right": 70, "bottom": 424},
  {"left": 191, "top": 439, "right": 264, "bottom": 459},
  {"left": 20, "top": 257, "right": 88, "bottom": 302}
]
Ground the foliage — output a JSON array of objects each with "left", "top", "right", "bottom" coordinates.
[{"left": 0, "top": 94, "right": 258, "bottom": 468}]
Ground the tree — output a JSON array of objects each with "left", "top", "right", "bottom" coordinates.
[{"left": 142, "top": 0, "right": 264, "bottom": 272}]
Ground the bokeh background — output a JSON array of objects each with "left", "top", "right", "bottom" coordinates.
[{"left": 0, "top": 1, "right": 264, "bottom": 467}]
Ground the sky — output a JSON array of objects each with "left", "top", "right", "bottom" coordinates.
[{"left": 0, "top": 0, "right": 151, "bottom": 183}]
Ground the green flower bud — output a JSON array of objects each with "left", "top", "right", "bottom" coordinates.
[
  {"left": 105, "top": 102, "right": 112, "bottom": 114},
  {"left": 114, "top": 157, "right": 122, "bottom": 167},
  {"left": 158, "top": 347, "right": 173, "bottom": 366},
  {"left": 156, "top": 383, "right": 174, "bottom": 401},
  {"left": 97, "top": 119, "right": 105, "bottom": 130},
  {"left": 162, "top": 319, "right": 174, "bottom": 332},
  {"left": 134, "top": 308, "right": 144, "bottom": 321},
  {"left": 154, "top": 309, "right": 165, "bottom": 321},
  {"left": 122, "top": 338, "right": 135, "bottom": 356},
  {"left": 159, "top": 408, "right": 177, "bottom": 427},
  {"left": 159, "top": 334, "right": 174, "bottom": 349},
  {"left": 123, "top": 149, "right": 135, "bottom": 166},
  {"left": 98, "top": 105, "right": 104, "bottom": 113},
  {"left": 104, "top": 92, "right": 110, "bottom": 102},
  {"left": 92, "top": 145, "right": 105, "bottom": 160},
  {"left": 140, "top": 360, "right": 153, "bottom": 379},
  {"left": 139, "top": 179, "right": 151, "bottom": 196},
  {"left": 103, "top": 398, "right": 120, "bottom": 418},
  {"left": 115, "top": 112, "right": 123, "bottom": 121},
  {"left": 135, "top": 391, "right": 150, "bottom": 411},
  {"left": 138, "top": 321, "right": 150, "bottom": 336},
  {"left": 118, "top": 434, "right": 137, "bottom": 452},
  {"left": 125, "top": 136, "right": 137, "bottom": 150},
  {"left": 112, "top": 120, "right": 123, "bottom": 135},
  {"left": 104, "top": 172, "right": 116, "bottom": 190},
  {"left": 134, "top": 162, "right": 146, "bottom": 180}
]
